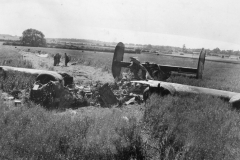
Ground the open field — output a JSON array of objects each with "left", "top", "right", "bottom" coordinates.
[
  {"left": 161, "top": 52, "right": 240, "bottom": 64},
  {"left": 1, "top": 43, "right": 240, "bottom": 159}
]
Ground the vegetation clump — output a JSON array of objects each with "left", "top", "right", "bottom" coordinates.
[{"left": 20, "top": 28, "right": 46, "bottom": 47}]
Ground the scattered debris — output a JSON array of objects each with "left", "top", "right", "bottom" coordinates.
[
  {"left": 14, "top": 99, "right": 21, "bottom": 106},
  {"left": 36, "top": 53, "right": 48, "bottom": 58},
  {"left": 26, "top": 69, "right": 148, "bottom": 108}
]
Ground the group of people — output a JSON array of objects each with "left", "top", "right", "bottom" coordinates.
[{"left": 53, "top": 53, "right": 70, "bottom": 66}]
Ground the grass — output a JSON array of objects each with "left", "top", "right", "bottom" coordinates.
[
  {"left": 0, "top": 44, "right": 35, "bottom": 96},
  {"left": 2, "top": 44, "right": 240, "bottom": 159},
  {"left": 143, "top": 94, "right": 240, "bottom": 159},
  {"left": 0, "top": 43, "right": 35, "bottom": 93},
  {"left": 0, "top": 42, "right": 33, "bottom": 68},
  {"left": 1, "top": 93, "right": 240, "bottom": 159},
  {"left": 0, "top": 70, "right": 36, "bottom": 94},
  {"left": 0, "top": 98, "right": 144, "bottom": 159}
]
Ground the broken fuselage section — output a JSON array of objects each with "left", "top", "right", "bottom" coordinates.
[{"left": 0, "top": 66, "right": 81, "bottom": 108}]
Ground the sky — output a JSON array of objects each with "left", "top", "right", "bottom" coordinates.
[{"left": 1, "top": 0, "right": 240, "bottom": 50}]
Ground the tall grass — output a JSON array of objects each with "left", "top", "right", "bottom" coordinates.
[
  {"left": 143, "top": 94, "right": 240, "bottom": 159},
  {"left": 0, "top": 97, "right": 145, "bottom": 159},
  {"left": 0, "top": 71, "right": 36, "bottom": 93},
  {"left": 0, "top": 58, "right": 33, "bottom": 68},
  {"left": 0, "top": 43, "right": 33, "bottom": 69},
  {"left": 2, "top": 93, "right": 240, "bottom": 159}
]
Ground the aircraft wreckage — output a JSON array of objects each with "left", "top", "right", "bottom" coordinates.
[
  {"left": 112, "top": 42, "right": 240, "bottom": 107},
  {"left": 0, "top": 42, "right": 240, "bottom": 108}
]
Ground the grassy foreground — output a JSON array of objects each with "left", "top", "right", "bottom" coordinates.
[
  {"left": 1, "top": 94, "right": 240, "bottom": 159},
  {"left": 0, "top": 97, "right": 144, "bottom": 160},
  {"left": 1, "top": 44, "right": 240, "bottom": 159},
  {"left": 144, "top": 94, "right": 240, "bottom": 159}
]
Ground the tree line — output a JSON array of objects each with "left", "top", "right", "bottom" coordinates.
[{"left": 3, "top": 28, "right": 240, "bottom": 56}]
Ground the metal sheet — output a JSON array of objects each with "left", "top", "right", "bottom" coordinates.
[{"left": 99, "top": 83, "right": 118, "bottom": 106}]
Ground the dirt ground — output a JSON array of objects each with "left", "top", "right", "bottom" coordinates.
[{"left": 19, "top": 50, "right": 114, "bottom": 85}]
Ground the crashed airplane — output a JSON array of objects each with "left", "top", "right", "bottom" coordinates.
[
  {"left": 112, "top": 42, "right": 240, "bottom": 107},
  {"left": 0, "top": 42, "right": 239, "bottom": 108}
]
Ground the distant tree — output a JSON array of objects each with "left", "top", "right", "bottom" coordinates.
[
  {"left": 226, "top": 50, "right": 233, "bottom": 55},
  {"left": 21, "top": 28, "right": 46, "bottom": 47},
  {"left": 233, "top": 50, "right": 240, "bottom": 55},
  {"left": 135, "top": 48, "right": 142, "bottom": 54},
  {"left": 221, "top": 50, "right": 227, "bottom": 55},
  {"left": 212, "top": 47, "right": 221, "bottom": 54}
]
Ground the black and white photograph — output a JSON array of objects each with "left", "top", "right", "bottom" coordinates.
[{"left": 1, "top": 0, "right": 240, "bottom": 159}]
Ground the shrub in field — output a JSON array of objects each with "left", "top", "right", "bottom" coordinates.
[
  {"left": 143, "top": 94, "right": 240, "bottom": 159},
  {"left": 0, "top": 98, "right": 145, "bottom": 160}
]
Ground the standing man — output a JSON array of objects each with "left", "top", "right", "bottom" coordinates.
[
  {"left": 65, "top": 53, "right": 70, "bottom": 66},
  {"left": 56, "top": 53, "right": 61, "bottom": 66},
  {"left": 53, "top": 53, "right": 61, "bottom": 66},
  {"left": 53, "top": 54, "right": 57, "bottom": 66}
]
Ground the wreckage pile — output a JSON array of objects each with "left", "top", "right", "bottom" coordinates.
[
  {"left": 1, "top": 52, "right": 172, "bottom": 109},
  {"left": 28, "top": 74, "right": 147, "bottom": 109},
  {"left": 1, "top": 56, "right": 168, "bottom": 109},
  {"left": 2, "top": 74, "right": 146, "bottom": 109},
  {"left": 1, "top": 71, "right": 148, "bottom": 109}
]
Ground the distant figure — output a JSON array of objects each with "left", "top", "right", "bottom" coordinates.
[
  {"left": 53, "top": 53, "right": 61, "bottom": 66},
  {"left": 53, "top": 54, "right": 57, "bottom": 66},
  {"left": 65, "top": 53, "right": 70, "bottom": 66},
  {"left": 56, "top": 53, "right": 61, "bottom": 65}
]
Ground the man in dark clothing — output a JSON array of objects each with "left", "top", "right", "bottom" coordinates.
[
  {"left": 65, "top": 53, "right": 70, "bottom": 66},
  {"left": 56, "top": 53, "right": 61, "bottom": 65},
  {"left": 53, "top": 54, "right": 57, "bottom": 66},
  {"left": 53, "top": 53, "right": 61, "bottom": 66}
]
